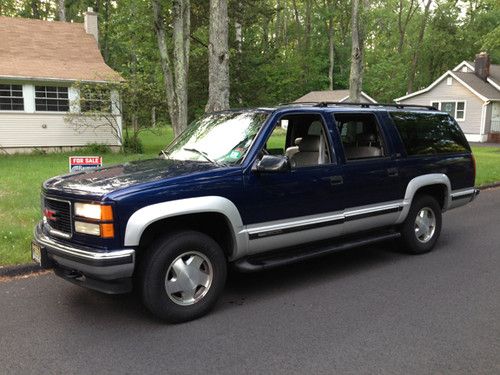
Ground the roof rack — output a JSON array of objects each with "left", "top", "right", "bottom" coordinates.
[{"left": 280, "top": 101, "right": 437, "bottom": 111}]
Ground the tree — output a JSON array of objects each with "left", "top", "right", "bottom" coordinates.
[
  {"left": 205, "top": 0, "right": 230, "bottom": 112},
  {"left": 348, "top": 0, "right": 364, "bottom": 102},
  {"left": 58, "top": 0, "right": 65, "bottom": 21},
  {"left": 407, "top": 0, "right": 432, "bottom": 94},
  {"left": 152, "top": 0, "right": 191, "bottom": 137}
]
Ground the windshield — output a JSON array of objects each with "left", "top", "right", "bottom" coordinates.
[{"left": 164, "top": 111, "right": 268, "bottom": 165}]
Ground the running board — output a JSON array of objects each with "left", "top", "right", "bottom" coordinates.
[{"left": 233, "top": 231, "right": 401, "bottom": 272}]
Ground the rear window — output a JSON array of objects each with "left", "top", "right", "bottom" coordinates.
[{"left": 390, "top": 112, "right": 470, "bottom": 155}]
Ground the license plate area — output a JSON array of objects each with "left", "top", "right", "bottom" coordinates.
[{"left": 31, "top": 241, "right": 51, "bottom": 268}]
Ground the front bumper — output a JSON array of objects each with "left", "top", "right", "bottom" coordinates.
[{"left": 33, "top": 223, "right": 135, "bottom": 293}]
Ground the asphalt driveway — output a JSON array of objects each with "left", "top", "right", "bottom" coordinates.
[{"left": 1, "top": 188, "right": 499, "bottom": 374}]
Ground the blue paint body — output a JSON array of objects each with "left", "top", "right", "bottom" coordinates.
[{"left": 41, "top": 106, "right": 475, "bottom": 252}]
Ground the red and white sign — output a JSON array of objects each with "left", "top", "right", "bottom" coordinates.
[{"left": 69, "top": 156, "right": 103, "bottom": 172}]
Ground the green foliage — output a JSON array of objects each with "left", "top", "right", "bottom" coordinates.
[
  {"left": 123, "top": 134, "right": 144, "bottom": 154},
  {"left": 79, "top": 143, "right": 112, "bottom": 154},
  {"left": 2, "top": 0, "right": 499, "bottom": 120}
]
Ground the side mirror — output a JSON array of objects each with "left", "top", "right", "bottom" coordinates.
[{"left": 252, "top": 155, "right": 290, "bottom": 173}]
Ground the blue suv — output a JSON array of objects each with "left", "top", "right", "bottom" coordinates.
[{"left": 32, "top": 102, "right": 479, "bottom": 322}]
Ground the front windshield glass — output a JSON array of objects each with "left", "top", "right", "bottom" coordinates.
[{"left": 164, "top": 111, "right": 268, "bottom": 165}]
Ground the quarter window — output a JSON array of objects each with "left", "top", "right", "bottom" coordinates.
[
  {"left": 0, "top": 84, "right": 24, "bottom": 111},
  {"left": 391, "top": 112, "right": 470, "bottom": 155},
  {"left": 35, "top": 86, "right": 69, "bottom": 112}
]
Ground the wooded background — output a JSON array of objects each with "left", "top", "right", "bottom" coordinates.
[{"left": 1, "top": 0, "right": 498, "bottom": 136}]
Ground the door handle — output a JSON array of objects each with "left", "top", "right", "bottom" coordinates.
[
  {"left": 328, "top": 175, "right": 344, "bottom": 185},
  {"left": 387, "top": 167, "right": 399, "bottom": 177}
]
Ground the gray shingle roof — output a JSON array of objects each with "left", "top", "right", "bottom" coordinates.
[{"left": 453, "top": 71, "right": 500, "bottom": 100}]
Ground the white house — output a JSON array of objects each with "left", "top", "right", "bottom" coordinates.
[
  {"left": 295, "top": 90, "right": 378, "bottom": 104},
  {"left": 395, "top": 53, "right": 500, "bottom": 143},
  {"left": 0, "top": 9, "right": 123, "bottom": 153}
]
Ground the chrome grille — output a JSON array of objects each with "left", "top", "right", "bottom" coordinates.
[{"left": 44, "top": 197, "right": 72, "bottom": 237}]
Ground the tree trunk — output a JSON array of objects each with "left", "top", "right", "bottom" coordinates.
[
  {"left": 325, "top": 0, "right": 335, "bottom": 90},
  {"left": 31, "top": 0, "right": 40, "bottom": 19},
  {"left": 151, "top": 0, "right": 190, "bottom": 137},
  {"left": 205, "top": 0, "right": 230, "bottom": 113},
  {"left": 234, "top": 0, "right": 243, "bottom": 105},
  {"left": 172, "top": 0, "right": 190, "bottom": 131},
  {"left": 58, "top": 0, "right": 66, "bottom": 21},
  {"left": 348, "top": 0, "right": 364, "bottom": 102},
  {"left": 407, "top": 0, "right": 432, "bottom": 94}
]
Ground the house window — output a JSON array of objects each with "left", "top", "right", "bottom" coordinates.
[
  {"left": 35, "top": 86, "right": 69, "bottom": 112},
  {"left": 0, "top": 84, "right": 24, "bottom": 111},
  {"left": 446, "top": 77, "right": 453, "bottom": 85},
  {"left": 431, "top": 101, "right": 466, "bottom": 121},
  {"left": 80, "top": 87, "right": 112, "bottom": 113}
]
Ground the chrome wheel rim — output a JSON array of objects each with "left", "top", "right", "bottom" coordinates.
[
  {"left": 165, "top": 251, "right": 213, "bottom": 306},
  {"left": 414, "top": 207, "right": 436, "bottom": 243}
]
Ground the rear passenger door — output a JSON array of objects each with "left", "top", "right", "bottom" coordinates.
[{"left": 332, "top": 112, "right": 404, "bottom": 234}]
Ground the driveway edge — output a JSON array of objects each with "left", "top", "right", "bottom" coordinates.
[{"left": 0, "top": 263, "right": 42, "bottom": 278}]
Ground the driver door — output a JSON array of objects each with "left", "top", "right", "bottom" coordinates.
[{"left": 242, "top": 113, "right": 346, "bottom": 254}]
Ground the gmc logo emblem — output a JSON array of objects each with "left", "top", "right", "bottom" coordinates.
[{"left": 44, "top": 208, "right": 57, "bottom": 222}]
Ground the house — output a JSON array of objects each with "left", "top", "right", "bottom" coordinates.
[
  {"left": 295, "top": 90, "right": 378, "bottom": 104},
  {"left": 0, "top": 8, "right": 123, "bottom": 153},
  {"left": 395, "top": 52, "right": 500, "bottom": 143}
]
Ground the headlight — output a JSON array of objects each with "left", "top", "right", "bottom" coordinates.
[
  {"left": 74, "top": 203, "right": 113, "bottom": 221},
  {"left": 75, "top": 221, "right": 100, "bottom": 236},
  {"left": 74, "top": 203, "right": 114, "bottom": 238}
]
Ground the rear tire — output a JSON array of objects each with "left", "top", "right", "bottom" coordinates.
[
  {"left": 141, "top": 230, "right": 227, "bottom": 323},
  {"left": 400, "top": 195, "right": 442, "bottom": 255}
]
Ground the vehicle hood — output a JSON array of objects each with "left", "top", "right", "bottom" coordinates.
[{"left": 43, "top": 158, "right": 220, "bottom": 197}]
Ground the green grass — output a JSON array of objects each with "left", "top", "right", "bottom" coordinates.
[
  {"left": 0, "top": 131, "right": 498, "bottom": 266},
  {"left": 0, "top": 127, "right": 174, "bottom": 266}
]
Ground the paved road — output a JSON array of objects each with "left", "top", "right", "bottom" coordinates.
[{"left": 1, "top": 189, "right": 499, "bottom": 375}]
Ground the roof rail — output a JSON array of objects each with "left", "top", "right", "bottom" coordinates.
[{"left": 280, "top": 101, "right": 437, "bottom": 111}]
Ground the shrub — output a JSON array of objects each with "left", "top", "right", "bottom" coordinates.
[
  {"left": 80, "top": 143, "right": 112, "bottom": 154},
  {"left": 123, "top": 134, "right": 144, "bottom": 154}
]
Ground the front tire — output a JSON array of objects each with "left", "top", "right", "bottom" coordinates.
[
  {"left": 141, "top": 231, "right": 227, "bottom": 323},
  {"left": 400, "top": 195, "right": 442, "bottom": 254}
]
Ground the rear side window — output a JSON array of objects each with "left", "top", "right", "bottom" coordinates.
[{"left": 390, "top": 112, "right": 470, "bottom": 155}]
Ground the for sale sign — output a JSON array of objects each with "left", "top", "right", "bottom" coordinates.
[{"left": 69, "top": 156, "right": 103, "bottom": 172}]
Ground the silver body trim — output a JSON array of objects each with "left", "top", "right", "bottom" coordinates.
[
  {"left": 395, "top": 174, "right": 451, "bottom": 224},
  {"left": 124, "top": 196, "right": 246, "bottom": 258},
  {"left": 122, "top": 174, "right": 477, "bottom": 261}
]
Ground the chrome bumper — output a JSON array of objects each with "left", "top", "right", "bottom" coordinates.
[{"left": 34, "top": 223, "right": 135, "bottom": 280}]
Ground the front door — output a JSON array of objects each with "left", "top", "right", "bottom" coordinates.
[{"left": 242, "top": 112, "right": 346, "bottom": 254}]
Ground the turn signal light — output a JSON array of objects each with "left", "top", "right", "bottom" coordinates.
[{"left": 100, "top": 223, "right": 115, "bottom": 239}]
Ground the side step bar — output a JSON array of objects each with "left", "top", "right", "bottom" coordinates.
[{"left": 233, "top": 231, "right": 401, "bottom": 272}]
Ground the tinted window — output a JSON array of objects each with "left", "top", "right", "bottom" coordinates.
[{"left": 391, "top": 112, "right": 470, "bottom": 155}]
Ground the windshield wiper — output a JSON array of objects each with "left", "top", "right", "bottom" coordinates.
[
  {"left": 183, "top": 147, "right": 225, "bottom": 167},
  {"left": 159, "top": 149, "right": 169, "bottom": 159}
]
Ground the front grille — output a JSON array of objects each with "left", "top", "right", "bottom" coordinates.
[{"left": 44, "top": 197, "right": 72, "bottom": 236}]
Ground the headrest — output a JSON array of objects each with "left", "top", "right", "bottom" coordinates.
[
  {"left": 299, "top": 135, "right": 320, "bottom": 152},
  {"left": 308, "top": 121, "right": 323, "bottom": 135},
  {"left": 360, "top": 133, "right": 376, "bottom": 142},
  {"left": 294, "top": 137, "right": 303, "bottom": 146}
]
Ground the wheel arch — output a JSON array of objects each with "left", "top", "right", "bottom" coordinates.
[
  {"left": 124, "top": 196, "right": 246, "bottom": 260},
  {"left": 396, "top": 174, "right": 451, "bottom": 224}
]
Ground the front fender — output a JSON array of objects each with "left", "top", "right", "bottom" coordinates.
[{"left": 124, "top": 196, "right": 247, "bottom": 259}]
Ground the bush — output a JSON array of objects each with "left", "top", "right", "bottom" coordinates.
[
  {"left": 80, "top": 143, "right": 112, "bottom": 154},
  {"left": 31, "top": 148, "right": 47, "bottom": 155},
  {"left": 123, "top": 134, "right": 144, "bottom": 154}
]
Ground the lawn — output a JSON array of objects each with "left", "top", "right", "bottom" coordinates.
[{"left": 0, "top": 128, "right": 498, "bottom": 266}]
